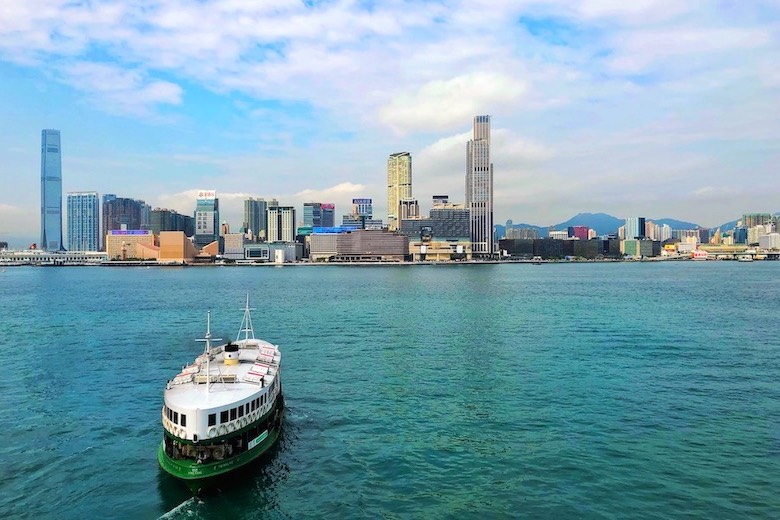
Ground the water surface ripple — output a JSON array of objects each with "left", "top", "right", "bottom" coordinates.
[{"left": 0, "top": 263, "right": 778, "bottom": 519}]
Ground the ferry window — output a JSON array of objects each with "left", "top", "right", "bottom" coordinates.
[
  {"left": 251, "top": 400, "right": 256, "bottom": 412},
  {"left": 239, "top": 405, "right": 244, "bottom": 416},
  {"left": 173, "top": 411, "right": 179, "bottom": 424},
  {"left": 208, "top": 414, "right": 216, "bottom": 426},
  {"left": 230, "top": 408, "right": 237, "bottom": 421},
  {"left": 181, "top": 414, "right": 186, "bottom": 427},
  {"left": 220, "top": 410, "right": 228, "bottom": 423}
]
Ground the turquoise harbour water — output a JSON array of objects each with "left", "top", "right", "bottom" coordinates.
[{"left": 1, "top": 262, "right": 779, "bottom": 519}]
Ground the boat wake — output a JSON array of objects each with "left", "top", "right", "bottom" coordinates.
[{"left": 158, "top": 497, "right": 203, "bottom": 519}]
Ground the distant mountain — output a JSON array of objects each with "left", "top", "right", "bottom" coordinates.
[
  {"left": 651, "top": 218, "right": 702, "bottom": 230},
  {"left": 552, "top": 213, "right": 624, "bottom": 236},
  {"left": 715, "top": 219, "right": 738, "bottom": 231},
  {"left": 498, "top": 212, "right": 711, "bottom": 238}
]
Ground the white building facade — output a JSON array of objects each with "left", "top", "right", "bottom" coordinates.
[{"left": 466, "top": 115, "right": 494, "bottom": 256}]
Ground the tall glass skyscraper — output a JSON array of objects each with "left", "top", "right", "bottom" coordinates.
[
  {"left": 465, "top": 115, "right": 494, "bottom": 256},
  {"left": 194, "top": 190, "right": 220, "bottom": 248},
  {"left": 321, "top": 203, "right": 335, "bottom": 227},
  {"left": 41, "top": 129, "right": 64, "bottom": 250},
  {"left": 303, "top": 202, "right": 322, "bottom": 227},
  {"left": 243, "top": 198, "right": 269, "bottom": 242},
  {"left": 387, "top": 152, "right": 412, "bottom": 231},
  {"left": 67, "top": 192, "right": 99, "bottom": 251}
]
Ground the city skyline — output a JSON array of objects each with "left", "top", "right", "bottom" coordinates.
[{"left": 2, "top": 2, "right": 780, "bottom": 247}]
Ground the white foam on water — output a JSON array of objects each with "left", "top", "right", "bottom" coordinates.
[{"left": 159, "top": 497, "right": 202, "bottom": 519}]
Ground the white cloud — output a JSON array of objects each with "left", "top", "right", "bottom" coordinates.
[
  {"left": 609, "top": 27, "right": 773, "bottom": 73},
  {"left": 1, "top": 0, "right": 779, "bottom": 232},
  {"left": 379, "top": 72, "right": 527, "bottom": 134},
  {"left": 60, "top": 61, "right": 182, "bottom": 116},
  {"left": 294, "top": 182, "right": 365, "bottom": 201},
  {"left": 0, "top": 203, "right": 23, "bottom": 214}
]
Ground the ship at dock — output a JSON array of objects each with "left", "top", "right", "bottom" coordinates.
[{"left": 158, "top": 296, "right": 283, "bottom": 492}]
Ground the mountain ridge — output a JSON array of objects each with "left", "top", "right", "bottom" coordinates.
[{"left": 499, "top": 212, "right": 704, "bottom": 237}]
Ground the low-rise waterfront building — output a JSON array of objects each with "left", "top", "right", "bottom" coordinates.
[
  {"left": 158, "top": 232, "right": 200, "bottom": 263},
  {"left": 223, "top": 233, "right": 247, "bottom": 261},
  {"left": 105, "top": 230, "right": 155, "bottom": 260},
  {"left": 334, "top": 229, "right": 409, "bottom": 262},
  {"left": 622, "top": 239, "right": 660, "bottom": 258},
  {"left": 408, "top": 238, "right": 471, "bottom": 261},
  {"left": 499, "top": 238, "right": 622, "bottom": 260},
  {"left": 244, "top": 242, "right": 302, "bottom": 263},
  {"left": 0, "top": 249, "right": 107, "bottom": 265}
]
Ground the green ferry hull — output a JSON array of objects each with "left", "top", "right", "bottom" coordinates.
[{"left": 158, "top": 408, "right": 283, "bottom": 493}]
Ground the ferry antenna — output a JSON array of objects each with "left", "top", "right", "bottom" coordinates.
[{"left": 195, "top": 311, "right": 222, "bottom": 393}]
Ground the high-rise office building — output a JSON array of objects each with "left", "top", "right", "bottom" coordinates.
[
  {"left": 303, "top": 202, "right": 323, "bottom": 227},
  {"left": 352, "top": 198, "right": 373, "bottom": 218},
  {"left": 194, "top": 190, "right": 220, "bottom": 248},
  {"left": 321, "top": 203, "right": 335, "bottom": 227},
  {"left": 465, "top": 115, "right": 494, "bottom": 256},
  {"left": 150, "top": 208, "right": 194, "bottom": 236},
  {"left": 387, "top": 152, "right": 412, "bottom": 231},
  {"left": 399, "top": 198, "right": 420, "bottom": 221},
  {"left": 40, "top": 129, "right": 64, "bottom": 250},
  {"left": 243, "top": 198, "right": 269, "bottom": 242},
  {"left": 267, "top": 206, "right": 296, "bottom": 242},
  {"left": 399, "top": 199, "right": 470, "bottom": 241},
  {"left": 303, "top": 202, "right": 337, "bottom": 228},
  {"left": 624, "top": 217, "right": 646, "bottom": 240},
  {"left": 567, "top": 226, "right": 590, "bottom": 241},
  {"left": 67, "top": 191, "right": 99, "bottom": 251}
]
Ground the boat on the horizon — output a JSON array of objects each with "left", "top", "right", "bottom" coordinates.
[
  {"left": 158, "top": 296, "right": 284, "bottom": 493},
  {"left": 738, "top": 255, "right": 754, "bottom": 262}
]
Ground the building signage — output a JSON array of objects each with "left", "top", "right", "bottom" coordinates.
[
  {"left": 197, "top": 190, "right": 216, "bottom": 200},
  {"left": 110, "top": 230, "right": 150, "bottom": 235},
  {"left": 321, "top": 203, "right": 335, "bottom": 210},
  {"left": 352, "top": 198, "right": 371, "bottom": 204}
]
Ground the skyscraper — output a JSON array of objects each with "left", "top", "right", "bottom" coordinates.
[
  {"left": 67, "top": 191, "right": 99, "bottom": 251},
  {"left": 150, "top": 208, "right": 194, "bottom": 236},
  {"left": 194, "top": 190, "right": 220, "bottom": 248},
  {"left": 387, "top": 152, "right": 412, "bottom": 231},
  {"left": 465, "top": 115, "right": 494, "bottom": 256},
  {"left": 303, "top": 202, "right": 322, "bottom": 227},
  {"left": 267, "top": 206, "right": 296, "bottom": 242},
  {"left": 321, "top": 203, "right": 335, "bottom": 227},
  {"left": 352, "top": 198, "right": 373, "bottom": 218},
  {"left": 624, "top": 217, "right": 646, "bottom": 240},
  {"left": 243, "top": 198, "right": 268, "bottom": 241},
  {"left": 40, "top": 129, "right": 64, "bottom": 250}
]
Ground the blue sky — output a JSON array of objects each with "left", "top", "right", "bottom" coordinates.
[{"left": 1, "top": 0, "right": 779, "bottom": 247}]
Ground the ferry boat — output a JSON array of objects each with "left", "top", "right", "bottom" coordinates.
[{"left": 158, "top": 296, "right": 283, "bottom": 492}]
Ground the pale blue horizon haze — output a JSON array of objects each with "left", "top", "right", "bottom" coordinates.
[{"left": 1, "top": 1, "right": 779, "bottom": 248}]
